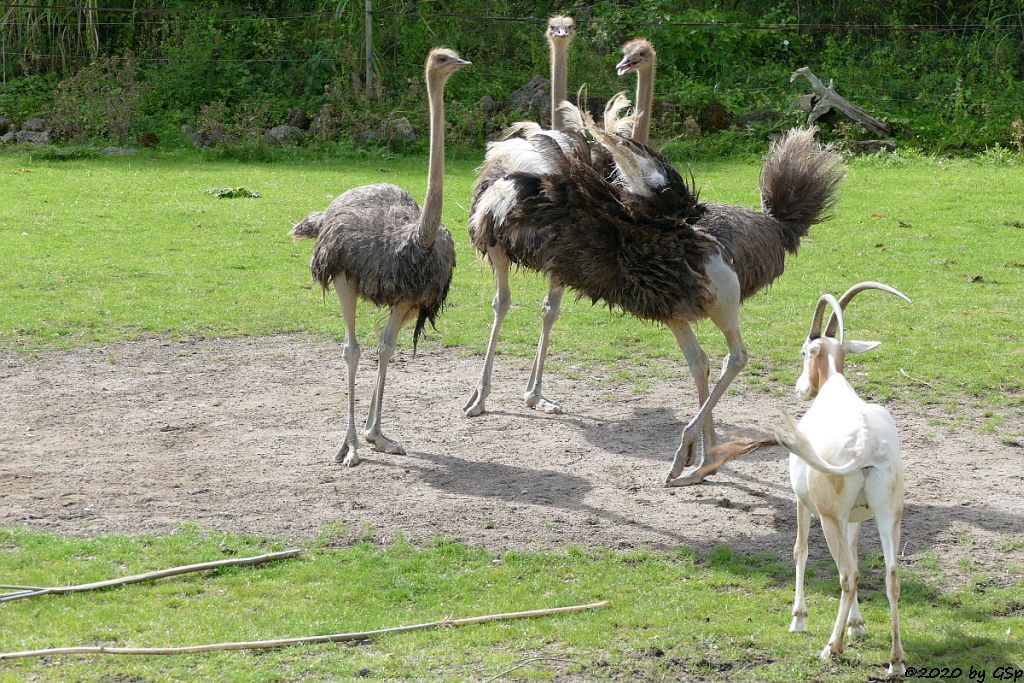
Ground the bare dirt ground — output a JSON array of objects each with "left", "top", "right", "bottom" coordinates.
[{"left": 2, "top": 335, "right": 1022, "bottom": 583}]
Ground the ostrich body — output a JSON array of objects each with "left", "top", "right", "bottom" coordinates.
[
  {"left": 463, "top": 29, "right": 660, "bottom": 418},
  {"left": 469, "top": 116, "right": 843, "bottom": 485},
  {"left": 291, "top": 48, "right": 470, "bottom": 466}
]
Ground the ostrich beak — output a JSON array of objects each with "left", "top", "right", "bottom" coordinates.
[
  {"left": 616, "top": 57, "right": 636, "bottom": 76},
  {"left": 455, "top": 58, "right": 472, "bottom": 67}
]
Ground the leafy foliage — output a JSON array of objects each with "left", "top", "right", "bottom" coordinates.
[{"left": 0, "top": 1, "right": 1022, "bottom": 151}]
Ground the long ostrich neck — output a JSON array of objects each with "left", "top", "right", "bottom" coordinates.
[
  {"left": 633, "top": 63, "right": 654, "bottom": 145},
  {"left": 417, "top": 74, "right": 447, "bottom": 247},
  {"left": 550, "top": 41, "right": 569, "bottom": 130}
]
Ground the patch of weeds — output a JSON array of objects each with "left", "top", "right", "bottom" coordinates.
[
  {"left": 996, "top": 536, "right": 1024, "bottom": 553},
  {"left": 311, "top": 521, "right": 348, "bottom": 549},
  {"left": 205, "top": 186, "right": 261, "bottom": 199},
  {"left": 29, "top": 145, "right": 100, "bottom": 161}
]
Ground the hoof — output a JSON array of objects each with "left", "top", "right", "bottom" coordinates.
[
  {"left": 846, "top": 622, "right": 866, "bottom": 640},
  {"left": 665, "top": 469, "right": 708, "bottom": 487},
  {"left": 887, "top": 662, "right": 906, "bottom": 678},
  {"left": 819, "top": 643, "right": 840, "bottom": 661},
  {"left": 789, "top": 617, "right": 808, "bottom": 633}
]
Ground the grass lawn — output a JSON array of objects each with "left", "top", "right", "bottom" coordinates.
[
  {"left": 1, "top": 146, "right": 1022, "bottom": 680},
  {"left": 1, "top": 527, "right": 1021, "bottom": 682},
  {"left": 0, "top": 147, "right": 1021, "bottom": 418}
]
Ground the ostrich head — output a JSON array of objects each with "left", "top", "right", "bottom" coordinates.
[
  {"left": 616, "top": 38, "right": 655, "bottom": 76},
  {"left": 547, "top": 15, "right": 576, "bottom": 46},
  {"left": 425, "top": 48, "right": 472, "bottom": 85}
]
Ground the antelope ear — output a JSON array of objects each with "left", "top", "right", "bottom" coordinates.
[{"left": 844, "top": 340, "right": 881, "bottom": 354}]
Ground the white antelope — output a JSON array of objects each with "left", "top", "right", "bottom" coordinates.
[{"left": 716, "top": 281, "right": 911, "bottom": 677}]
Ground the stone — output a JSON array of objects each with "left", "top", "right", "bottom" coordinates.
[
  {"left": 22, "top": 117, "right": 47, "bottom": 132},
  {"left": 284, "top": 107, "right": 311, "bottom": 130},
  {"left": 265, "top": 124, "right": 305, "bottom": 146},
  {"left": 738, "top": 109, "right": 781, "bottom": 127},
  {"left": 0, "top": 117, "right": 12, "bottom": 135},
  {"left": 310, "top": 104, "right": 341, "bottom": 141},
  {"left": 682, "top": 116, "right": 701, "bottom": 139},
  {"left": 390, "top": 117, "right": 416, "bottom": 144},
  {"left": 352, "top": 128, "right": 380, "bottom": 145},
  {"left": 16, "top": 130, "right": 50, "bottom": 145},
  {"left": 699, "top": 100, "right": 733, "bottom": 132},
  {"left": 508, "top": 75, "right": 551, "bottom": 120},
  {"left": 182, "top": 124, "right": 235, "bottom": 148},
  {"left": 477, "top": 95, "right": 501, "bottom": 115},
  {"left": 0, "top": 130, "right": 16, "bottom": 144}
]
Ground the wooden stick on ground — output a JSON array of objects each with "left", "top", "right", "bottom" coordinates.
[
  {"left": 0, "top": 549, "right": 302, "bottom": 604},
  {"left": 0, "top": 600, "right": 610, "bottom": 660}
]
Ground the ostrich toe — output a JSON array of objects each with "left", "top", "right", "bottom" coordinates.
[
  {"left": 364, "top": 430, "right": 406, "bottom": 455},
  {"left": 524, "top": 392, "right": 565, "bottom": 414},
  {"left": 463, "top": 387, "right": 488, "bottom": 417},
  {"left": 335, "top": 443, "right": 360, "bottom": 467}
]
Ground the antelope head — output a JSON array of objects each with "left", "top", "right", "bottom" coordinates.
[{"left": 795, "top": 282, "right": 911, "bottom": 400}]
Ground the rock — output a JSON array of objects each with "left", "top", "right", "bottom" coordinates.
[
  {"left": 101, "top": 147, "right": 139, "bottom": 155},
  {"left": 22, "top": 117, "right": 47, "bottom": 132},
  {"left": 16, "top": 130, "right": 50, "bottom": 145},
  {"left": 0, "top": 130, "right": 16, "bottom": 144},
  {"left": 0, "top": 117, "right": 12, "bottom": 135},
  {"left": 682, "top": 116, "right": 701, "bottom": 139},
  {"left": 184, "top": 124, "right": 236, "bottom": 148},
  {"left": 265, "top": 124, "right": 305, "bottom": 146},
  {"left": 284, "top": 107, "right": 311, "bottom": 130},
  {"left": 698, "top": 100, "right": 733, "bottom": 132},
  {"left": 310, "top": 104, "right": 341, "bottom": 141},
  {"left": 477, "top": 95, "right": 501, "bottom": 115},
  {"left": 352, "top": 128, "right": 380, "bottom": 145},
  {"left": 566, "top": 93, "right": 607, "bottom": 120},
  {"left": 656, "top": 101, "right": 678, "bottom": 118},
  {"left": 847, "top": 139, "right": 897, "bottom": 155},
  {"left": 738, "top": 109, "right": 781, "bottom": 127},
  {"left": 508, "top": 75, "right": 551, "bottom": 120},
  {"left": 391, "top": 117, "right": 417, "bottom": 144}
]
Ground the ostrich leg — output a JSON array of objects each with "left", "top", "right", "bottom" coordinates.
[
  {"left": 334, "top": 276, "right": 361, "bottom": 467},
  {"left": 666, "top": 261, "right": 748, "bottom": 486},
  {"left": 363, "top": 303, "right": 414, "bottom": 454},
  {"left": 667, "top": 320, "right": 715, "bottom": 464},
  {"left": 464, "top": 249, "right": 511, "bottom": 417},
  {"left": 523, "top": 283, "right": 565, "bottom": 414}
]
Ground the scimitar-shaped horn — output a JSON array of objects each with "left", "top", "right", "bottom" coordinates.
[{"left": 824, "top": 281, "right": 911, "bottom": 338}]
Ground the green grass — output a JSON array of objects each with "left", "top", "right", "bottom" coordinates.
[
  {"left": 2, "top": 146, "right": 1022, "bottom": 421},
  {"left": 1, "top": 148, "right": 1023, "bottom": 414},
  {"left": 1, "top": 527, "right": 1021, "bottom": 681}
]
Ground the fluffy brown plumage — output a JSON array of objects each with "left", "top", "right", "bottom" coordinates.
[{"left": 295, "top": 185, "right": 455, "bottom": 349}]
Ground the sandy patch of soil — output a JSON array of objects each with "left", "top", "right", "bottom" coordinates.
[{"left": 2, "top": 335, "right": 1021, "bottom": 584}]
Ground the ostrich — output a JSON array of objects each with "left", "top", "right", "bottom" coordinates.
[
  {"left": 613, "top": 38, "right": 657, "bottom": 145},
  {"left": 468, "top": 114, "right": 843, "bottom": 485},
  {"left": 290, "top": 48, "right": 470, "bottom": 466},
  {"left": 463, "top": 31, "right": 659, "bottom": 417}
]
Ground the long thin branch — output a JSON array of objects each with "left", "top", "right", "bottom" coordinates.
[
  {"left": 482, "top": 657, "right": 577, "bottom": 683},
  {"left": 0, "top": 549, "right": 302, "bottom": 604},
  {"left": 0, "top": 600, "right": 610, "bottom": 660}
]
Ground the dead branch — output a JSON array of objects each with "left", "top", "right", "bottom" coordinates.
[
  {"left": 481, "top": 656, "right": 577, "bottom": 682},
  {"left": 0, "top": 549, "right": 302, "bottom": 603},
  {"left": 791, "top": 67, "right": 892, "bottom": 137},
  {"left": 0, "top": 600, "right": 610, "bottom": 659}
]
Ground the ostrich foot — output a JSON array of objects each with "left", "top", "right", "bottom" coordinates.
[
  {"left": 846, "top": 619, "right": 866, "bottom": 640},
  {"left": 524, "top": 391, "right": 565, "bottom": 414},
  {"left": 363, "top": 430, "right": 406, "bottom": 455},
  {"left": 665, "top": 428, "right": 705, "bottom": 485},
  {"left": 463, "top": 386, "right": 489, "bottom": 417},
  {"left": 335, "top": 442, "right": 360, "bottom": 467}
]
